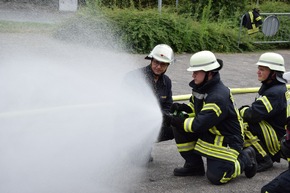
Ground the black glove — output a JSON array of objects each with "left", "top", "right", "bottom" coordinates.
[
  {"left": 171, "top": 116, "right": 185, "bottom": 130},
  {"left": 170, "top": 103, "right": 180, "bottom": 113},
  {"left": 170, "top": 103, "right": 192, "bottom": 114},
  {"left": 162, "top": 112, "right": 173, "bottom": 126}
]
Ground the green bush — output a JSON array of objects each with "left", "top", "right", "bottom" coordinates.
[{"left": 54, "top": 0, "right": 290, "bottom": 54}]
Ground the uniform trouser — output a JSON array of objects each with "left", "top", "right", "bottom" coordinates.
[
  {"left": 158, "top": 123, "right": 174, "bottom": 142},
  {"left": 261, "top": 169, "right": 290, "bottom": 193},
  {"left": 172, "top": 126, "right": 244, "bottom": 185},
  {"left": 244, "top": 122, "right": 281, "bottom": 163}
]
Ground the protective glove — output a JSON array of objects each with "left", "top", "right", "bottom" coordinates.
[
  {"left": 162, "top": 112, "right": 173, "bottom": 127},
  {"left": 171, "top": 116, "right": 185, "bottom": 130},
  {"left": 170, "top": 103, "right": 193, "bottom": 114}
]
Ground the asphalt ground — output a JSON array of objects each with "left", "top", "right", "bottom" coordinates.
[{"left": 1, "top": 2, "right": 290, "bottom": 193}]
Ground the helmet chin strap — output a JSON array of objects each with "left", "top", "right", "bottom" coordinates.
[
  {"left": 262, "top": 71, "right": 275, "bottom": 83},
  {"left": 197, "top": 72, "right": 210, "bottom": 87}
]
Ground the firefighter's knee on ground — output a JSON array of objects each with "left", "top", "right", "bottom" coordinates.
[{"left": 206, "top": 170, "right": 223, "bottom": 185}]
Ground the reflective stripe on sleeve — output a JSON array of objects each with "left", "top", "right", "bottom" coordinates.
[
  {"left": 202, "top": 103, "right": 222, "bottom": 117},
  {"left": 256, "top": 96, "right": 273, "bottom": 113},
  {"left": 184, "top": 118, "right": 194, "bottom": 132}
]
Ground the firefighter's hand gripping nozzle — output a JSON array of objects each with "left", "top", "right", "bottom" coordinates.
[{"left": 172, "top": 110, "right": 188, "bottom": 118}]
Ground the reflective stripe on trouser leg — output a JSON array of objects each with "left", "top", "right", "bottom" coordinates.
[
  {"left": 194, "top": 139, "right": 241, "bottom": 183},
  {"left": 207, "top": 158, "right": 241, "bottom": 185},
  {"left": 244, "top": 125, "right": 267, "bottom": 157},
  {"left": 259, "top": 121, "right": 280, "bottom": 156}
]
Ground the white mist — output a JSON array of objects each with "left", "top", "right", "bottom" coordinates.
[{"left": 0, "top": 35, "right": 162, "bottom": 193}]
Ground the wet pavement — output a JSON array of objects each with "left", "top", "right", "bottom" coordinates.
[{"left": 1, "top": 2, "right": 290, "bottom": 193}]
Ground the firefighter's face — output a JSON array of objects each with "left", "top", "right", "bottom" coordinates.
[
  {"left": 257, "top": 66, "right": 271, "bottom": 81},
  {"left": 151, "top": 59, "right": 169, "bottom": 76},
  {"left": 192, "top": 70, "right": 206, "bottom": 85}
]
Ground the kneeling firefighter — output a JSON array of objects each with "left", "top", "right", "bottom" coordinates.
[
  {"left": 168, "top": 50, "right": 257, "bottom": 185},
  {"left": 239, "top": 52, "right": 289, "bottom": 172}
]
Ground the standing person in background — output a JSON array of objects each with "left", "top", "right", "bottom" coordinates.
[
  {"left": 168, "top": 50, "right": 257, "bottom": 185},
  {"left": 239, "top": 52, "right": 289, "bottom": 172}
]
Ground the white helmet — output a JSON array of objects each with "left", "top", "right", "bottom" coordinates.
[
  {"left": 145, "top": 44, "right": 174, "bottom": 65},
  {"left": 256, "top": 52, "right": 285, "bottom": 72},
  {"left": 187, "top": 50, "right": 220, "bottom": 72}
]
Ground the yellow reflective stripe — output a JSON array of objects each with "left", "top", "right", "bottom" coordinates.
[
  {"left": 256, "top": 16, "right": 262, "bottom": 21},
  {"left": 248, "top": 28, "right": 259, "bottom": 34},
  {"left": 215, "top": 135, "right": 224, "bottom": 146},
  {"left": 259, "top": 121, "right": 280, "bottom": 155},
  {"left": 244, "top": 138, "right": 260, "bottom": 147},
  {"left": 195, "top": 139, "right": 239, "bottom": 163},
  {"left": 187, "top": 102, "right": 196, "bottom": 117},
  {"left": 249, "top": 12, "right": 254, "bottom": 23},
  {"left": 249, "top": 12, "right": 256, "bottom": 30},
  {"left": 287, "top": 158, "right": 290, "bottom": 162},
  {"left": 256, "top": 96, "right": 273, "bottom": 113},
  {"left": 235, "top": 158, "right": 242, "bottom": 176},
  {"left": 188, "top": 102, "right": 194, "bottom": 110},
  {"left": 220, "top": 160, "right": 241, "bottom": 183},
  {"left": 209, "top": 127, "right": 224, "bottom": 148},
  {"left": 188, "top": 102, "right": 196, "bottom": 117},
  {"left": 244, "top": 129, "right": 267, "bottom": 157},
  {"left": 184, "top": 118, "right": 194, "bottom": 132},
  {"left": 220, "top": 172, "right": 231, "bottom": 184},
  {"left": 209, "top": 126, "right": 221, "bottom": 135},
  {"left": 202, "top": 103, "right": 222, "bottom": 117},
  {"left": 285, "top": 91, "right": 290, "bottom": 117},
  {"left": 239, "top": 106, "right": 249, "bottom": 117},
  {"left": 177, "top": 141, "right": 196, "bottom": 152}
]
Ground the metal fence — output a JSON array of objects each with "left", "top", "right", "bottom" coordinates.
[{"left": 238, "top": 13, "right": 290, "bottom": 48}]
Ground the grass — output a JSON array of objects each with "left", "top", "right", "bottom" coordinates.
[{"left": 0, "top": 20, "right": 56, "bottom": 33}]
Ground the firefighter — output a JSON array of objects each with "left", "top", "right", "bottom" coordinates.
[
  {"left": 143, "top": 44, "right": 175, "bottom": 142},
  {"left": 169, "top": 50, "right": 257, "bottom": 185},
  {"left": 261, "top": 117, "right": 290, "bottom": 193},
  {"left": 123, "top": 44, "right": 175, "bottom": 162},
  {"left": 239, "top": 52, "right": 289, "bottom": 173}
]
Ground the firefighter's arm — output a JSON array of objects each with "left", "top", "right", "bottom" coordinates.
[
  {"left": 170, "top": 102, "right": 195, "bottom": 117},
  {"left": 171, "top": 116, "right": 195, "bottom": 133}
]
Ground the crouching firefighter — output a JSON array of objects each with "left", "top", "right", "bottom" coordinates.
[{"left": 167, "top": 50, "right": 257, "bottom": 185}]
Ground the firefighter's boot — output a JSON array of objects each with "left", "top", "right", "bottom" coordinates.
[
  {"left": 257, "top": 155, "right": 273, "bottom": 172},
  {"left": 242, "top": 146, "right": 258, "bottom": 178},
  {"left": 173, "top": 162, "right": 205, "bottom": 176}
]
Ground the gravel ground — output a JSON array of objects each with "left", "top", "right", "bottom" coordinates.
[{"left": 1, "top": 2, "right": 290, "bottom": 193}]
